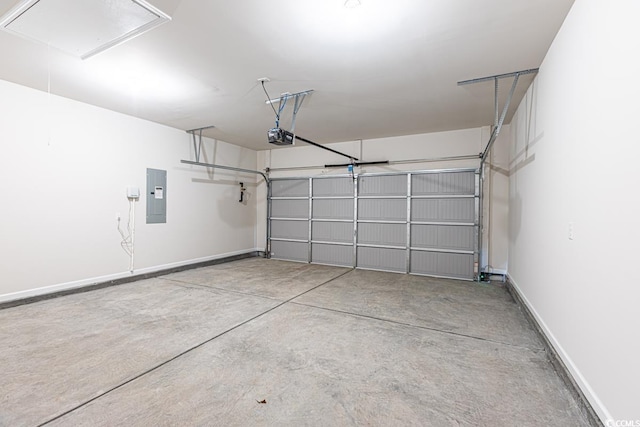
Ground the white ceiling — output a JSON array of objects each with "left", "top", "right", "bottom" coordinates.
[{"left": 0, "top": 0, "right": 574, "bottom": 150}]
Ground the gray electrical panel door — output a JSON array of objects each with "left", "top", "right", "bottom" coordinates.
[{"left": 147, "top": 168, "right": 167, "bottom": 224}]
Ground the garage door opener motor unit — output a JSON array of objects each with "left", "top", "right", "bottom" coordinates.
[
  {"left": 261, "top": 79, "right": 364, "bottom": 163},
  {"left": 267, "top": 127, "right": 295, "bottom": 146}
]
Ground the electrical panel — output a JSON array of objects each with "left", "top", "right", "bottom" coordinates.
[{"left": 146, "top": 168, "right": 167, "bottom": 224}]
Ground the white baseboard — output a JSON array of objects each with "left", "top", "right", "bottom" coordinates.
[
  {"left": 0, "top": 248, "right": 261, "bottom": 305},
  {"left": 507, "top": 273, "right": 610, "bottom": 424}
]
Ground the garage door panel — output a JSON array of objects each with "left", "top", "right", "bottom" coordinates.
[
  {"left": 410, "top": 251, "right": 474, "bottom": 279},
  {"left": 358, "top": 223, "right": 406, "bottom": 247},
  {"left": 412, "top": 171, "right": 475, "bottom": 195},
  {"left": 270, "top": 170, "right": 478, "bottom": 279},
  {"left": 312, "top": 222, "right": 354, "bottom": 244},
  {"left": 271, "top": 220, "right": 308, "bottom": 241},
  {"left": 411, "top": 198, "right": 475, "bottom": 223},
  {"left": 411, "top": 224, "right": 474, "bottom": 251},
  {"left": 312, "top": 243, "right": 353, "bottom": 267},
  {"left": 358, "top": 199, "right": 406, "bottom": 222},
  {"left": 357, "top": 247, "right": 405, "bottom": 272},
  {"left": 359, "top": 175, "right": 406, "bottom": 196},
  {"left": 312, "top": 199, "right": 353, "bottom": 220},
  {"left": 271, "top": 199, "right": 309, "bottom": 219},
  {"left": 271, "top": 240, "right": 308, "bottom": 262},
  {"left": 313, "top": 177, "right": 353, "bottom": 197},
  {"left": 271, "top": 179, "right": 309, "bottom": 197}
]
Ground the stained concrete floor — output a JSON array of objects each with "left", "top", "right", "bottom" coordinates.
[{"left": 0, "top": 258, "right": 591, "bottom": 426}]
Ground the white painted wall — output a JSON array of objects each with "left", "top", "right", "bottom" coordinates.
[
  {"left": 256, "top": 127, "right": 510, "bottom": 273},
  {"left": 0, "top": 79, "right": 258, "bottom": 302},
  {"left": 508, "top": 0, "right": 640, "bottom": 421}
]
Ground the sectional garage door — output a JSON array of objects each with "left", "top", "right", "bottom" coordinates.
[
  {"left": 269, "top": 179, "right": 310, "bottom": 262},
  {"left": 270, "top": 177, "right": 355, "bottom": 266},
  {"left": 269, "top": 169, "right": 478, "bottom": 280}
]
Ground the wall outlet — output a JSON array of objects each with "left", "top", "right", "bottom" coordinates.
[
  {"left": 568, "top": 221, "right": 574, "bottom": 240},
  {"left": 127, "top": 187, "right": 140, "bottom": 199}
]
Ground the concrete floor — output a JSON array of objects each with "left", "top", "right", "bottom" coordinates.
[{"left": 0, "top": 258, "right": 590, "bottom": 426}]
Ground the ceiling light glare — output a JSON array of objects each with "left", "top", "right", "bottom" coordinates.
[
  {"left": 85, "top": 54, "right": 210, "bottom": 102},
  {"left": 291, "top": 1, "right": 403, "bottom": 44},
  {"left": 344, "top": 0, "right": 362, "bottom": 8}
]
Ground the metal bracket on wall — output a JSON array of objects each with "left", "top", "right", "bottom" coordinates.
[
  {"left": 239, "top": 182, "right": 246, "bottom": 203},
  {"left": 180, "top": 160, "right": 269, "bottom": 185},
  {"left": 186, "top": 125, "right": 216, "bottom": 163}
]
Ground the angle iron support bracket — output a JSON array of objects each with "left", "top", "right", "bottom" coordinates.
[
  {"left": 457, "top": 68, "right": 538, "bottom": 86},
  {"left": 456, "top": 68, "right": 539, "bottom": 164},
  {"left": 267, "top": 90, "right": 314, "bottom": 131},
  {"left": 480, "top": 72, "right": 520, "bottom": 164},
  {"left": 186, "top": 125, "right": 215, "bottom": 163},
  {"left": 494, "top": 78, "right": 499, "bottom": 128},
  {"left": 290, "top": 92, "right": 308, "bottom": 133},
  {"left": 265, "top": 89, "right": 314, "bottom": 106}
]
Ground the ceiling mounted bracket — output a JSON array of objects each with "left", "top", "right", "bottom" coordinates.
[
  {"left": 265, "top": 89, "right": 314, "bottom": 131},
  {"left": 457, "top": 68, "right": 539, "bottom": 86},
  {"left": 457, "top": 68, "right": 538, "bottom": 164},
  {"left": 265, "top": 89, "right": 314, "bottom": 106},
  {"left": 186, "top": 125, "right": 215, "bottom": 163},
  {"left": 290, "top": 92, "right": 308, "bottom": 133}
]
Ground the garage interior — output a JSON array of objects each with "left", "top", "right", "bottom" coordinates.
[{"left": 0, "top": 0, "right": 637, "bottom": 425}]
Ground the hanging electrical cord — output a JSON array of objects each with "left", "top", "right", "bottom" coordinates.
[
  {"left": 261, "top": 80, "right": 282, "bottom": 127},
  {"left": 130, "top": 199, "right": 135, "bottom": 272},
  {"left": 117, "top": 198, "right": 136, "bottom": 271},
  {"left": 276, "top": 97, "right": 288, "bottom": 128}
]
